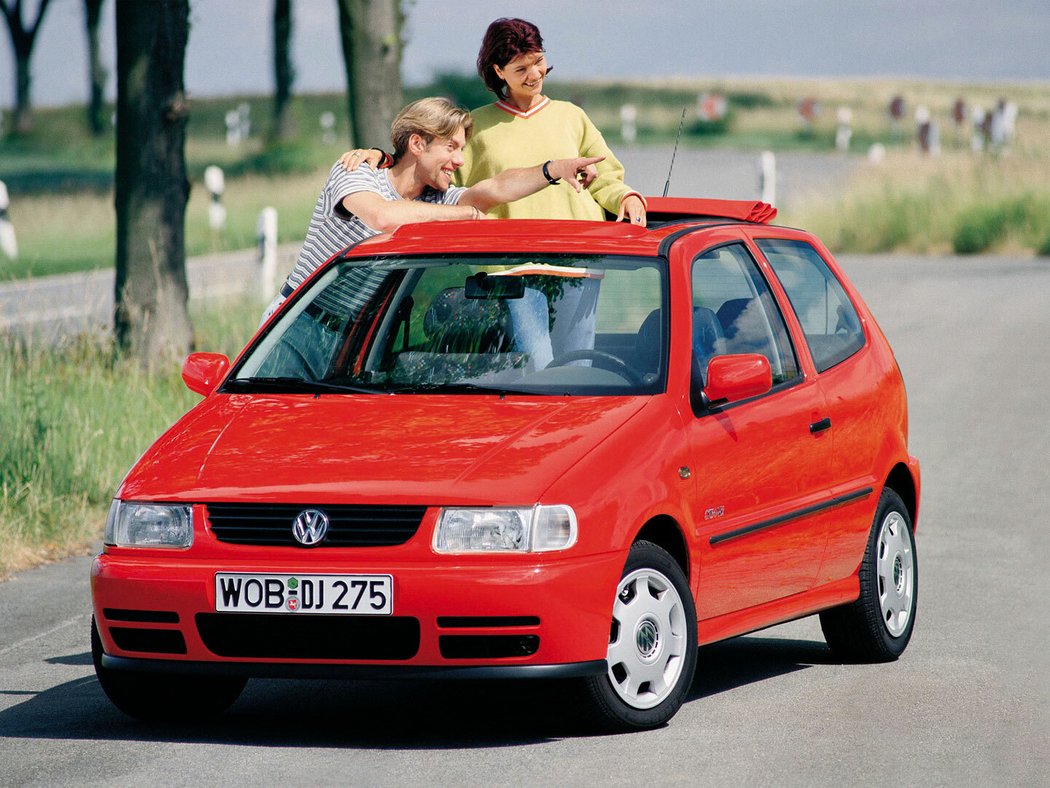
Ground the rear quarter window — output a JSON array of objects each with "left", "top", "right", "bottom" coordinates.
[{"left": 756, "top": 239, "right": 866, "bottom": 373}]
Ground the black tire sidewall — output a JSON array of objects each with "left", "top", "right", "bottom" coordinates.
[{"left": 862, "top": 490, "right": 918, "bottom": 658}]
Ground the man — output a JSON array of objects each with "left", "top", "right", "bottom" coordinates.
[{"left": 263, "top": 96, "right": 602, "bottom": 321}]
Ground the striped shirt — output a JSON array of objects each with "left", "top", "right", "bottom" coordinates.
[{"left": 286, "top": 162, "right": 466, "bottom": 290}]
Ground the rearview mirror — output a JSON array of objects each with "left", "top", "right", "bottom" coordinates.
[
  {"left": 182, "top": 352, "right": 231, "bottom": 397},
  {"left": 465, "top": 272, "right": 525, "bottom": 300},
  {"left": 701, "top": 354, "right": 772, "bottom": 408}
]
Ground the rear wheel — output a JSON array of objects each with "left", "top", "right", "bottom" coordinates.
[
  {"left": 580, "top": 541, "right": 697, "bottom": 731},
  {"left": 820, "top": 489, "right": 918, "bottom": 662},
  {"left": 91, "top": 618, "right": 246, "bottom": 722}
]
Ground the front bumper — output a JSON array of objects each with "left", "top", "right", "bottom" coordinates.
[{"left": 91, "top": 547, "right": 623, "bottom": 672}]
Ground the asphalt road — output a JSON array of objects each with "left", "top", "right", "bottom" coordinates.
[{"left": 1, "top": 254, "right": 1048, "bottom": 786}]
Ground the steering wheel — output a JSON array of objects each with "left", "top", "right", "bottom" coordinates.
[{"left": 545, "top": 349, "right": 643, "bottom": 385}]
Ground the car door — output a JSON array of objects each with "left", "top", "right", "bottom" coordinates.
[
  {"left": 684, "top": 242, "right": 835, "bottom": 620},
  {"left": 755, "top": 238, "right": 885, "bottom": 585}
]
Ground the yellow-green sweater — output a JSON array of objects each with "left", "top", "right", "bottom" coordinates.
[{"left": 454, "top": 98, "right": 641, "bottom": 220}]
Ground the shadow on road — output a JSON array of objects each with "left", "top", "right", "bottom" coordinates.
[{"left": 0, "top": 636, "right": 834, "bottom": 747}]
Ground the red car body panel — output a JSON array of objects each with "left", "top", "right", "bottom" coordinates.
[{"left": 93, "top": 199, "right": 919, "bottom": 678}]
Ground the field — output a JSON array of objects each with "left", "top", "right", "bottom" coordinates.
[{"left": 2, "top": 75, "right": 1049, "bottom": 281}]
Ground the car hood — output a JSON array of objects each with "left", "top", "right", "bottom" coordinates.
[{"left": 120, "top": 393, "right": 649, "bottom": 505}]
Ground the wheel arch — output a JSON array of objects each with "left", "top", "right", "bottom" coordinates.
[
  {"left": 884, "top": 463, "right": 918, "bottom": 530},
  {"left": 633, "top": 515, "right": 689, "bottom": 579}
]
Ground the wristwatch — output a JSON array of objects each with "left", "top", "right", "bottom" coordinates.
[{"left": 541, "top": 160, "right": 560, "bottom": 186}]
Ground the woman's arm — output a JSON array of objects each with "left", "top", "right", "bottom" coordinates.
[{"left": 577, "top": 110, "right": 647, "bottom": 226}]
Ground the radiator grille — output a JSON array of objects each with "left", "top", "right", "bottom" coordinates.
[{"left": 205, "top": 503, "right": 427, "bottom": 547}]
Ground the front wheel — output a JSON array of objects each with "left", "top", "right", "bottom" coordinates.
[
  {"left": 820, "top": 489, "right": 918, "bottom": 662},
  {"left": 579, "top": 541, "right": 698, "bottom": 731},
  {"left": 92, "top": 618, "right": 246, "bottom": 722}
]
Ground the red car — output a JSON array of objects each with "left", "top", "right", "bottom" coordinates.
[{"left": 91, "top": 198, "right": 920, "bottom": 731}]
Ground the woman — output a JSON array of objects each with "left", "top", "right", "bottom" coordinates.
[{"left": 343, "top": 17, "right": 646, "bottom": 225}]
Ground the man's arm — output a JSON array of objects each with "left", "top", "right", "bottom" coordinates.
[
  {"left": 340, "top": 192, "right": 484, "bottom": 234},
  {"left": 460, "top": 156, "right": 605, "bottom": 213}
]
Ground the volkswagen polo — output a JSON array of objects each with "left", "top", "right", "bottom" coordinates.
[{"left": 91, "top": 198, "right": 920, "bottom": 731}]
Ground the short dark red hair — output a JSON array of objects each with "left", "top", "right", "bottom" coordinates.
[{"left": 476, "top": 18, "right": 545, "bottom": 98}]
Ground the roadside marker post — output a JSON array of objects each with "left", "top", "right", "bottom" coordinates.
[
  {"left": 204, "top": 165, "right": 227, "bottom": 233},
  {"left": 257, "top": 207, "right": 278, "bottom": 303},
  {"left": 0, "top": 181, "right": 17, "bottom": 261}
]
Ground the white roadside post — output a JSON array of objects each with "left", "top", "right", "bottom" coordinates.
[
  {"left": 971, "top": 106, "right": 987, "bottom": 152},
  {"left": 320, "top": 111, "right": 336, "bottom": 145},
  {"left": 204, "top": 165, "right": 227, "bottom": 234},
  {"left": 237, "top": 102, "right": 252, "bottom": 141},
  {"left": 225, "top": 109, "right": 241, "bottom": 147},
  {"left": 835, "top": 106, "right": 853, "bottom": 152},
  {"left": 257, "top": 207, "right": 278, "bottom": 303},
  {"left": 0, "top": 181, "right": 17, "bottom": 260},
  {"left": 620, "top": 104, "right": 637, "bottom": 145},
  {"left": 759, "top": 151, "right": 776, "bottom": 206}
]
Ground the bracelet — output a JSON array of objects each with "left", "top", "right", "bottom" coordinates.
[{"left": 541, "top": 160, "right": 560, "bottom": 186}]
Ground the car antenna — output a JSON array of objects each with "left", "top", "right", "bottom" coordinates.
[{"left": 662, "top": 107, "right": 688, "bottom": 198}]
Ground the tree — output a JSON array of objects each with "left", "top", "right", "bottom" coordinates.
[
  {"left": 1, "top": 0, "right": 54, "bottom": 134},
  {"left": 270, "top": 0, "right": 294, "bottom": 142},
  {"left": 114, "top": 0, "right": 193, "bottom": 369},
  {"left": 335, "top": 0, "right": 403, "bottom": 149},
  {"left": 84, "top": 0, "right": 107, "bottom": 135}
]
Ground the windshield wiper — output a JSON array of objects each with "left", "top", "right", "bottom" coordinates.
[
  {"left": 224, "top": 377, "right": 381, "bottom": 395},
  {"left": 394, "top": 382, "right": 538, "bottom": 396}
]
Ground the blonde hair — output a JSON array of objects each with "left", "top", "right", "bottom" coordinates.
[{"left": 390, "top": 97, "right": 473, "bottom": 162}]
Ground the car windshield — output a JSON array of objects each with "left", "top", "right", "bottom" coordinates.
[{"left": 230, "top": 254, "right": 667, "bottom": 396}]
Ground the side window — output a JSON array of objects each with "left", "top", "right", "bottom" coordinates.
[
  {"left": 756, "top": 239, "right": 865, "bottom": 372},
  {"left": 691, "top": 244, "right": 799, "bottom": 385}
]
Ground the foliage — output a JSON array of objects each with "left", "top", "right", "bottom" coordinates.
[{"left": 0, "top": 296, "right": 261, "bottom": 577}]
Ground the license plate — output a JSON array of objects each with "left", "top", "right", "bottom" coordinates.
[{"left": 215, "top": 573, "right": 393, "bottom": 615}]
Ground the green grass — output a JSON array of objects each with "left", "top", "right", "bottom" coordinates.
[
  {"left": 787, "top": 150, "right": 1050, "bottom": 255},
  {"left": 0, "top": 296, "right": 261, "bottom": 577}
]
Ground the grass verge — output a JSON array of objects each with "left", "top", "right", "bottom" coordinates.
[
  {"left": 786, "top": 147, "right": 1050, "bottom": 255},
  {"left": 0, "top": 296, "right": 261, "bottom": 578}
]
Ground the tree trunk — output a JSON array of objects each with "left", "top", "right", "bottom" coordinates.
[
  {"left": 1, "top": 0, "right": 54, "bottom": 135},
  {"left": 271, "top": 0, "right": 294, "bottom": 142},
  {"left": 84, "top": 0, "right": 107, "bottom": 136},
  {"left": 114, "top": 0, "right": 193, "bottom": 370},
  {"left": 336, "top": 0, "right": 402, "bottom": 149}
]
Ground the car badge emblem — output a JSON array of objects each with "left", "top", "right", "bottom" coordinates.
[{"left": 292, "top": 509, "right": 330, "bottom": 546}]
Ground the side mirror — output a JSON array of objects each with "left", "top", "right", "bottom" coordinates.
[
  {"left": 181, "top": 352, "right": 231, "bottom": 397},
  {"left": 701, "top": 354, "right": 772, "bottom": 407}
]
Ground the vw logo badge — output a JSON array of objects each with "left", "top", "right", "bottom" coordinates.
[{"left": 292, "top": 509, "right": 330, "bottom": 546}]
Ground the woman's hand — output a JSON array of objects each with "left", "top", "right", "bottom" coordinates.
[
  {"left": 546, "top": 156, "right": 605, "bottom": 193},
  {"left": 617, "top": 194, "right": 647, "bottom": 227},
  {"left": 338, "top": 149, "right": 386, "bottom": 171},
  {"left": 579, "top": 163, "right": 599, "bottom": 188}
]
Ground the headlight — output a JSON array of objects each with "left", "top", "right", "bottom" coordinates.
[
  {"left": 434, "top": 505, "right": 577, "bottom": 553},
  {"left": 104, "top": 500, "right": 194, "bottom": 548}
]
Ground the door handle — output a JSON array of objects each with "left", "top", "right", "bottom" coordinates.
[{"left": 809, "top": 417, "right": 832, "bottom": 434}]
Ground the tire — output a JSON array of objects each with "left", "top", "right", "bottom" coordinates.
[
  {"left": 91, "top": 618, "right": 246, "bottom": 722},
  {"left": 820, "top": 489, "right": 918, "bottom": 662},
  {"left": 580, "top": 541, "right": 698, "bottom": 731}
]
